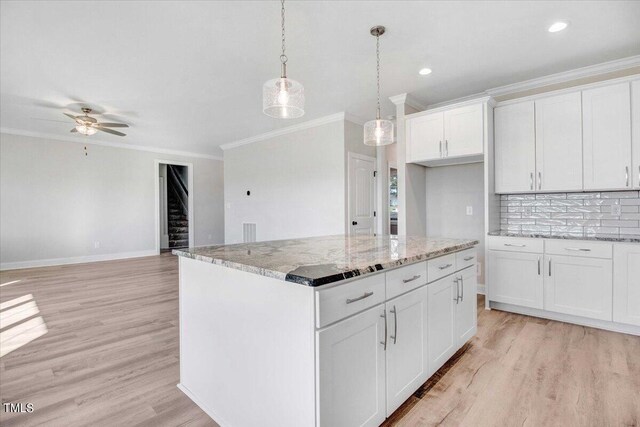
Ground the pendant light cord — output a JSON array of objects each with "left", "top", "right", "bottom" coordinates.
[
  {"left": 280, "top": 0, "right": 287, "bottom": 68},
  {"left": 376, "top": 33, "right": 381, "bottom": 120}
]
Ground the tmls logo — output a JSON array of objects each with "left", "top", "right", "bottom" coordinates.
[{"left": 3, "top": 402, "right": 34, "bottom": 413}]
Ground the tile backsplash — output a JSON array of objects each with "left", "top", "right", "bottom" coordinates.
[{"left": 500, "top": 191, "right": 640, "bottom": 238}]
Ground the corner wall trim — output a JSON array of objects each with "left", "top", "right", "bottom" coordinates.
[
  {"left": 389, "top": 93, "right": 427, "bottom": 111},
  {"left": 0, "top": 250, "right": 158, "bottom": 271}
]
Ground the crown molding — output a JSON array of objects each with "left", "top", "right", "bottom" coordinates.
[
  {"left": 388, "top": 93, "right": 427, "bottom": 111},
  {"left": 344, "top": 112, "right": 366, "bottom": 126},
  {"left": 486, "top": 55, "right": 640, "bottom": 98},
  {"left": 0, "top": 128, "right": 223, "bottom": 161},
  {"left": 426, "top": 93, "right": 493, "bottom": 110},
  {"left": 220, "top": 112, "right": 351, "bottom": 151}
]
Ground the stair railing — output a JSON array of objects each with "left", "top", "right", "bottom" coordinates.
[{"left": 168, "top": 165, "right": 188, "bottom": 215}]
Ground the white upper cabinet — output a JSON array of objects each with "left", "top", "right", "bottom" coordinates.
[
  {"left": 494, "top": 101, "right": 536, "bottom": 193},
  {"left": 582, "top": 82, "right": 632, "bottom": 190},
  {"left": 535, "top": 92, "right": 583, "bottom": 191},
  {"left": 632, "top": 80, "right": 640, "bottom": 189},
  {"left": 444, "top": 103, "right": 484, "bottom": 158},
  {"left": 407, "top": 112, "right": 443, "bottom": 162}
]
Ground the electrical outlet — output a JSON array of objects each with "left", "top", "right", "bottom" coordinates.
[
  {"left": 524, "top": 206, "right": 533, "bottom": 216},
  {"left": 208, "top": 234, "right": 212, "bottom": 240},
  {"left": 477, "top": 262, "right": 482, "bottom": 276},
  {"left": 94, "top": 241, "right": 100, "bottom": 249},
  {"left": 611, "top": 204, "right": 622, "bottom": 216},
  {"left": 466, "top": 206, "right": 473, "bottom": 216}
]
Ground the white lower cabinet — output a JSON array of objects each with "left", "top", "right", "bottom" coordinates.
[
  {"left": 427, "top": 275, "right": 456, "bottom": 373},
  {"left": 385, "top": 287, "right": 429, "bottom": 416},
  {"left": 488, "top": 250, "right": 543, "bottom": 309},
  {"left": 613, "top": 244, "right": 640, "bottom": 326},
  {"left": 317, "top": 304, "right": 387, "bottom": 427},
  {"left": 456, "top": 267, "right": 478, "bottom": 344}
]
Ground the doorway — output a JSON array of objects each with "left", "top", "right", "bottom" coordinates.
[
  {"left": 389, "top": 164, "right": 398, "bottom": 235},
  {"left": 155, "top": 160, "right": 194, "bottom": 253},
  {"left": 347, "top": 152, "right": 376, "bottom": 236}
]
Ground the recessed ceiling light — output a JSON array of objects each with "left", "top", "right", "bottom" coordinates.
[
  {"left": 419, "top": 68, "right": 432, "bottom": 76},
  {"left": 548, "top": 22, "right": 568, "bottom": 33}
]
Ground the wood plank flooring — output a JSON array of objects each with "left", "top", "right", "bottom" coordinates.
[{"left": 1, "top": 254, "right": 639, "bottom": 427}]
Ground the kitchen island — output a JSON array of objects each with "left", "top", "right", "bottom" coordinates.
[{"left": 174, "top": 235, "right": 479, "bottom": 427}]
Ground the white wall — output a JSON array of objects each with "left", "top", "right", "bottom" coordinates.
[
  {"left": 425, "top": 163, "right": 485, "bottom": 283},
  {"left": 224, "top": 121, "right": 346, "bottom": 244},
  {"left": 0, "top": 133, "right": 224, "bottom": 269}
]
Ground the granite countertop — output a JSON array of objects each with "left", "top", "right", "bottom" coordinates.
[
  {"left": 173, "top": 235, "right": 478, "bottom": 287},
  {"left": 488, "top": 230, "right": 640, "bottom": 243}
]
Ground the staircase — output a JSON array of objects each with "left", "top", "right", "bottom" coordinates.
[{"left": 167, "top": 165, "right": 189, "bottom": 249}]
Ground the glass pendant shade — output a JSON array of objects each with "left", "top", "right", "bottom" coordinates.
[
  {"left": 364, "top": 118, "right": 394, "bottom": 146},
  {"left": 76, "top": 124, "right": 97, "bottom": 135},
  {"left": 263, "top": 77, "right": 304, "bottom": 119}
]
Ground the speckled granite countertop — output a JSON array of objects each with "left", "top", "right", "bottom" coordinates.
[
  {"left": 173, "top": 235, "right": 478, "bottom": 287},
  {"left": 488, "top": 231, "right": 640, "bottom": 243}
]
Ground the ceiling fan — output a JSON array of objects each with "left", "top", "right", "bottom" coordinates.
[{"left": 64, "top": 107, "right": 129, "bottom": 136}]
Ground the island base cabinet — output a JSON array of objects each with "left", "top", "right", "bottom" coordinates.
[
  {"left": 544, "top": 255, "right": 613, "bottom": 321},
  {"left": 456, "top": 267, "right": 478, "bottom": 345},
  {"left": 316, "top": 304, "right": 387, "bottom": 427},
  {"left": 613, "top": 244, "right": 640, "bottom": 326},
  {"left": 427, "top": 275, "right": 457, "bottom": 374},
  {"left": 385, "top": 287, "right": 429, "bottom": 416},
  {"left": 488, "top": 250, "right": 543, "bottom": 309}
]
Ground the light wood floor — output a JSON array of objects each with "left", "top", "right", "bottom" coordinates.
[{"left": 1, "top": 254, "right": 639, "bottom": 427}]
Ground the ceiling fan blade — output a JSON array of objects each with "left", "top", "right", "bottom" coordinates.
[
  {"left": 70, "top": 128, "right": 78, "bottom": 133},
  {"left": 95, "top": 122, "right": 129, "bottom": 128},
  {"left": 96, "top": 127, "right": 126, "bottom": 137},
  {"left": 64, "top": 112, "right": 79, "bottom": 121}
]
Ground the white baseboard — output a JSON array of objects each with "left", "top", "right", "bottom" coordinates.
[
  {"left": 177, "top": 383, "right": 228, "bottom": 426},
  {"left": 476, "top": 283, "right": 486, "bottom": 295},
  {"left": 490, "top": 301, "right": 640, "bottom": 336},
  {"left": 0, "top": 249, "right": 158, "bottom": 271}
]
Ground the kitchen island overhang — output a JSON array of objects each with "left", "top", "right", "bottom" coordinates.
[{"left": 174, "top": 235, "right": 479, "bottom": 427}]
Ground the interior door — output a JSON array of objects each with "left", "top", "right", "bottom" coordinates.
[
  {"left": 427, "top": 275, "right": 456, "bottom": 375},
  {"left": 455, "top": 266, "right": 477, "bottom": 346},
  {"left": 632, "top": 80, "right": 640, "bottom": 189},
  {"left": 488, "top": 250, "right": 543, "bottom": 309},
  {"left": 348, "top": 154, "right": 375, "bottom": 235},
  {"left": 444, "top": 103, "right": 484, "bottom": 157},
  {"left": 385, "top": 286, "right": 429, "bottom": 416},
  {"left": 535, "top": 92, "right": 583, "bottom": 191},
  {"left": 582, "top": 82, "right": 632, "bottom": 190},
  {"left": 407, "top": 112, "right": 444, "bottom": 161}
]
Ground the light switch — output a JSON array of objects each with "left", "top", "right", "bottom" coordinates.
[{"left": 466, "top": 206, "right": 473, "bottom": 216}]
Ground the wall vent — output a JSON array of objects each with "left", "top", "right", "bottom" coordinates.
[{"left": 243, "top": 223, "right": 257, "bottom": 243}]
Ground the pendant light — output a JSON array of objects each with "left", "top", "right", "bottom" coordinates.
[
  {"left": 263, "top": 0, "right": 304, "bottom": 119},
  {"left": 364, "top": 26, "right": 394, "bottom": 146}
]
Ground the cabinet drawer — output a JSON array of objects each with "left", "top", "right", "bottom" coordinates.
[
  {"left": 315, "top": 274, "right": 386, "bottom": 328},
  {"left": 456, "top": 248, "right": 477, "bottom": 271},
  {"left": 488, "top": 236, "right": 544, "bottom": 253},
  {"left": 545, "top": 239, "right": 612, "bottom": 259},
  {"left": 427, "top": 254, "right": 457, "bottom": 282},
  {"left": 385, "top": 261, "right": 427, "bottom": 299}
]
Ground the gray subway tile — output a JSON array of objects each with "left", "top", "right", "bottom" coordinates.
[
  {"left": 601, "top": 191, "right": 639, "bottom": 199},
  {"left": 601, "top": 219, "right": 640, "bottom": 228},
  {"left": 550, "top": 226, "right": 584, "bottom": 234},
  {"left": 550, "top": 199, "right": 584, "bottom": 207},
  {"left": 508, "top": 194, "right": 536, "bottom": 200},
  {"left": 536, "top": 193, "right": 567, "bottom": 200},
  {"left": 619, "top": 228, "right": 640, "bottom": 235},
  {"left": 535, "top": 219, "right": 568, "bottom": 226},
  {"left": 507, "top": 219, "right": 537, "bottom": 225},
  {"left": 504, "top": 213, "right": 522, "bottom": 219},
  {"left": 567, "top": 219, "right": 601, "bottom": 227},
  {"left": 584, "top": 213, "right": 618, "bottom": 220},
  {"left": 621, "top": 199, "right": 640, "bottom": 206},
  {"left": 567, "top": 206, "right": 601, "bottom": 213},
  {"left": 584, "top": 226, "right": 619, "bottom": 235},
  {"left": 522, "top": 200, "right": 551, "bottom": 207},
  {"left": 567, "top": 192, "right": 600, "bottom": 199},
  {"left": 622, "top": 206, "right": 640, "bottom": 213},
  {"left": 621, "top": 213, "right": 640, "bottom": 220},
  {"left": 551, "top": 212, "right": 583, "bottom": 219},
  {"left": 583, "top": 199, "right": 619, "bottom": 206},
  {"left": 536, "top": 206, "right": 566, "bottom": 213}
]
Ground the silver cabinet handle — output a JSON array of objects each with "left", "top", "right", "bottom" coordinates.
[
  {"left": 537, "top": 257, "right": 541, "bottom": 276},
  {"left": 530, "top": 172, "right": 534, "bottom": 190},
  {"left": 460, "top": 276, "right": 464, "bottom": 302},
  {"left": 626, "top": 166, "right": 630, "bottom": 187},
  {"left": 380, "top": 309, "right": 387, "bottom": 350},
  {"left": 439, "top": 141, "right": 443, "bottom": 158},
  {"left": 565, "top": 247, "right": 591, "bottom": 252},
  {"left": 402, "top": 274, "right": 421, "bottom": 283},
  {"left": 463, "top": 256, "right": 474, "bottom": 261},
  {"left": 346, "top": 291, "right": 373, "bottom": 304},
  {"left": 454, "top": 277, "right": 460, "bottom": 304},
  {"left": 538, "top": 171, "right": 542, "bottom": 190},
  {"left": 438, "top": 263, "right": 453, "bottom": 270},
  {"left": 548, "top": 258, "right": 552, "bottom": 277},
  {"left": 390, "top": 305, "right": 397, "bottom": 344},
  {"left": 445, "top": 140, "right": 449, "bottom": 157},
  {"left": 504, "top": 243, "right": 526, "bottom": 247}
]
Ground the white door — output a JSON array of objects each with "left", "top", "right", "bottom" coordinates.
[
  {"left": 455, "top": 267, "right": 477, "bottom": 346},
  {"left": 488, "top": 250, "right": 543, "bottom": 309},
  {"left": 407, "top": 112, "right": 444, "bottom": 162},
  {"left": 632, "top": 80, "right": 640, "bottom": 189},
  {"left": 535, "top": 92, "right": 583, "bottom": 191},
  {"left": 494, "top": 102, "right": 536, "bottom": 193},
  {"left": 583, "top": 82, "right": 632, "bottom": 190},
  {"left": 544, "top": 255, "right": 613, "bottom": 321},
  {"left": 317, "top": 304, "right": 386, "bottom": 427},
  {"left": 385, "top": 286, "right": 429, "bottom": 416},
  {"left": 613, "top": 244, "right": 640, "bottom": 326},
  {"left": 427, "top": 275, "right": 456, "bottom": 375},
  {"left": 348, "top": 153, "right": 376, "bottom": 236},
  {"left": 444, "top": 103, "right": 484, "bottom": 158}
]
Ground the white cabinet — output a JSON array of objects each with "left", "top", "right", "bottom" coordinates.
[
  {"left": 385, "top": 287, "right": 429, "bottom": 416},
  {"left": 535, "top": 92, "right": 583, "bottom": 191},
  {"left": 583, "top": 82, "right": 632, "bottom": 190},
  {"left": 613, "top": 244, "right": 640, "bottom": 326},
  {"left": 444, "top": 103, "right": 484, "bottom": 158},
  {"left": 544, "top": 255, "right": 613, "bottom": 321},
  {"left": 494, "top": 101, "right": 536, "bottom": 193},
  {"left": 455, "top": 266, "right": 478, "bottom": 345},
  {"left": 407, "top": 112, "right": 443, "bottom": 162},
  {"left": 632, "top": 80, "right": 640, "bottom": 189},
  {"left": 427, "top": 275, "right": 457, "bottom": 373},
  {"left": 488, "top": 250, "right": 543, "bottom": 309},
  {"left": 317, "top": 304, "right": 386, "bottom": 427}
]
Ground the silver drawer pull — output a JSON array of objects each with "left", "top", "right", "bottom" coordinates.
[
  {"left": 504, "top": 243, "right": 526, "bottom": 247},
  {"left": 438, "top": 263, "right": 453, "bottom": 270},
  {"left": 346, "top": 291, "right": 374, "bottom": 304},
  {"left": 565, "top": 248, "right": 591, "bottom": 252},
  {"left": 463, "top": 256, "right": 474, "bottom": 261},
  {"left": 402, "top": 274, "right": 421, "bottom": 283}
]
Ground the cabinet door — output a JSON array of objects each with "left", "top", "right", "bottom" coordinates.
[
  {"left": 407, "top": 112, "right": 444, "bottom": 162},
  {"left": 613, "top": 244, "right": 640, "bottom": 326},
  {"left": 385, "top": 287, "right": 429, "bottom": 416},
  {"left": 456, "top": 267, "right": 477, "bottom": 346},
  {"left": 444, "top": 103, "right": 484, "bottom": 157},
  {"left": 488, "top": 250, "right": 543, "bottom": 309},
  {"left": 427, "top": 275, "right": 456, "bottom": 375},
  {"left": 632, "top": 80, "right": 640, "bottom": 189},
  {"left": 583, "top": 82, "right": 632, "bottom": 190},
  {"left": 317, "top": 304, "right": 386, "bottom": 427},
  {"left": 544, "top": 255, "right": 613, "bottom": 321},
  {"left": 494, "top": 102, "right": 536, "bottom": 193},
  {"left": 535, "top": 92, "right": 583, "bottom": 191}
]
